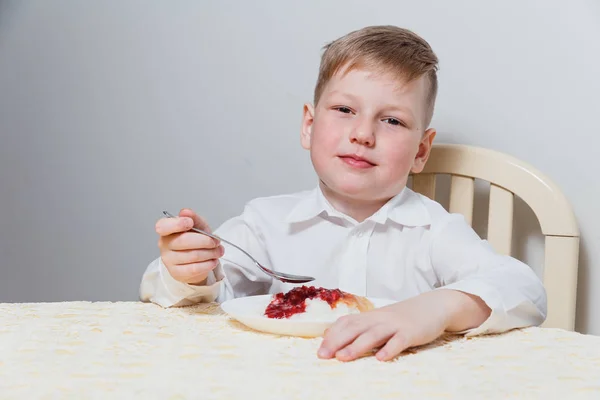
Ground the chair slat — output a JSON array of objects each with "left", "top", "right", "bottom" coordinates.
[
  {"left": 487, "top": 184, "right": 514, "bottom": 256},
  {"left": 541, "top": 236, "right": 579, "bottom": 330},
  {"left": 412, "top": 174, "right": 436, "bottom": 200},
  {"left": 449, "top": 176, "right": 475, "bottom": 225}
]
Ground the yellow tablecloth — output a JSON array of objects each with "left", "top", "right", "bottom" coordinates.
[{"left": 1, "top": 301, "right": 599, "bottom": 399}]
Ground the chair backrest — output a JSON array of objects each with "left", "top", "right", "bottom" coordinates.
[{"left": 411, "top": 143, "right": 580, "bottom": 331}]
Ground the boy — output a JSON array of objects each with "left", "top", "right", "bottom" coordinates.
[{"left": 140, "top": 25, "right": 546, "bottom": 362}]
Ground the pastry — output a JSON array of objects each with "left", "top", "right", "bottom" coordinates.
[{"left": 264, "top": 286, "right": 374, "bottom": 320}]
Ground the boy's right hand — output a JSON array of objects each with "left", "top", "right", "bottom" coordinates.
[{"left": 155, "top": 208, "right": 224, "bottom": 285}]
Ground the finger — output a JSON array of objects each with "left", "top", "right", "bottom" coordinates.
[
  {"left": 179, "top": 208, "right": 213, "bottom": 233},
  {"left": 155, "top": 216, "right": 194, "bottom": 237},
  {"left": 317, "top": 316, "right": 368, "bottom": 359},
  {"left": 166, "top": 247, "right": 224, "bottom": 265},
  {"left": 164, "top": 231, "right": 220, "bottom": 251},
  {"left": 166, "top": 260, "right": 219, "bottom": 283},
  {"left": 335, "top": 326, "right": 394, "bottom": 362},
  {"left": 375, "top": 332, "right": 410, "bottom": 361}
]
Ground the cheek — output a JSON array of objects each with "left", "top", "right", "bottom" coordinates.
[
  {"left": 311, "top": 118, "right": 344, "bottom": 154},
  {"left": 381, "top": 136, "right": 420, "bottom": 173}
]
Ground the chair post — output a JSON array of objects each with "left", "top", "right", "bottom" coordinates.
[
  {"left": 412, "top": 174, "right": 436, "bottom": 200},
  {"left": 541, "top": 235, "right": 580, "bottom": 330},
  {"left": 449, "top": 176, "right": 475, "bottom": 226},
  {"left": 487, "top": 184, "right": 514, "bottom": 256}
]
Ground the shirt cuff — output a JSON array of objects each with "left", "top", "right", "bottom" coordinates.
[
  {"left": 155, "top": 258, "right": 223, "bottom": 307},
  {"left": 436, "top": 280, "right": 505, "bottom": 337}
]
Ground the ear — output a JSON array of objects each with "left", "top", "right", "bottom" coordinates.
[
  {"left": 301, "top": 103, "right": 315, "bottom": 150},
  {"left": 411, "top": 128, "right": 436, "bottom": 173}
]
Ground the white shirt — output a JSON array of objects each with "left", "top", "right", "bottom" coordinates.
[{"left": 140, "top": 186, "right": 547, "bottom": 336}]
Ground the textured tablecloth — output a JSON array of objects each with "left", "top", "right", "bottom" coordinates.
[{"left": 1, "top": 301, "right": 599, "bottom": 399}]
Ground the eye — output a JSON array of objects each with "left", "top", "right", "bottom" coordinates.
[
  {"left": 334, "top": 106, "right": 353, "bottom": 114},
  {"left": 382, "top": 117, "right": 406, "bottom": 127}
]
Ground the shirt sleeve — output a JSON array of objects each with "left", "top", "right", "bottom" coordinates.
[
  {"left": 139, "top": 256, "right": 223, "bottom": 307},
  {"left": 139, "top": 203, "right": 273, "bottom": 307},
  {"left": 429, "top": 213, "right": 547, "bottom": 336}
]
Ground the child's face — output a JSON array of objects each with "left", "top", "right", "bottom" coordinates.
[{"left": 301, "top": 67, "right": 436, "bottom": 203}]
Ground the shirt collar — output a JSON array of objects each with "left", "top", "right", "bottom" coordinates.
[
  {"left": 371, "top": 187, "right": 431, "bottom": 226},
  {"left": 283, "top": 187, "right": 332, "bottom": 223},
  {"left": 284, "top": 185, "right": 431, "bottom": 227}
]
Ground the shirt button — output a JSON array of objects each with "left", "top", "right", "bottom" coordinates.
[{"left": 355, "top": 230, "right": 364, "bottom": 238}]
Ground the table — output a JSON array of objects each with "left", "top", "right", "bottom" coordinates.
[{"left": 1, "top": 301, "right": 599, "bottom": 399}]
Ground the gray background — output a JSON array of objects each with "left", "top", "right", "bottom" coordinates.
[{"left": 1, "top": 0, "right": 599, "bottom": 334}]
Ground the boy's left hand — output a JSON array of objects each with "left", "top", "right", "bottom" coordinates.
[{"left": 317, "top": 289, "right": 489, "bottom": 362}]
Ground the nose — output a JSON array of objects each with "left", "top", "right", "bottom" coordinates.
[{"left": 349, "top": 117, "right": 375, "bottom": 147}]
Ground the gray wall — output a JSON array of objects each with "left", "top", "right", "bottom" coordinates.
[{"left": 1, "top": 0, "right": 599, "bottom": 334}]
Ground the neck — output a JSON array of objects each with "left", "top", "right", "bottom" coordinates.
[{"left": 319, "top": 181, "right": 391, "bottom": 223}]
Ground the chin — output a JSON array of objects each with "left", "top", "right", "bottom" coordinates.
[
  {"left": 327, "top": 184, "right": 367, "bottom": 198},
  {"left": 324, "top": 180, "right": 382, "bottom": 200},
  {"left": 334, "top": 184, "right": 407, "bottom": 207},
  {"left": 315, "top": 164, "right": 404, "bottom": 201}
]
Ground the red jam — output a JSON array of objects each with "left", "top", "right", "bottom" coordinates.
[{"left": 264, "top": 286, "right": 344, "bottom": 319}]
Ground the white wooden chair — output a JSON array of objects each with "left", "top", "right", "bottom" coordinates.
[{"left": 411, "top": 143, "right": 580, "bottom": 331}]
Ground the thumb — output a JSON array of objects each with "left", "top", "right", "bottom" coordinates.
[{"left": 178, "top": 208, "right": 213, "bottom": 233}]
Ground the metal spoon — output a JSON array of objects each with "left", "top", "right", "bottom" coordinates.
[{"left": 162, "top": 211, "right": 315, "bottom": 284}]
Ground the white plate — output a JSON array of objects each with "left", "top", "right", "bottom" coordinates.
[{"left": 220, "top": 295, "right": 396, "bottom": 338}]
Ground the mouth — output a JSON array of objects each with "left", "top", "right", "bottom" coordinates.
[{"left": 338, "top": 154, "right": 377, "bottom": 169}]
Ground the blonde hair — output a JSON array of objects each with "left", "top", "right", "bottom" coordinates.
[{"left": 314, "top": 25, "right": 439, "bottom": 127}]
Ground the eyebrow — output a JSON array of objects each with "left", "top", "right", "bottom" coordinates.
[
  {"left": 327, "top": 90, "right": 417, "bottom": 121},
  {"left": 327, "top": 90, "right": 358, "bottom": 102},
  {"left": 382, "top": 106, "right": 416, "bottom": 125}
]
